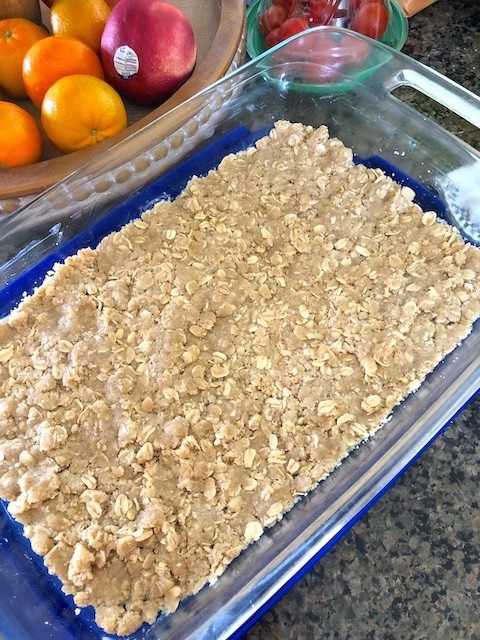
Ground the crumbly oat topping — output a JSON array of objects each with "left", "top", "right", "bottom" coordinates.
[{"left": 0, "top": 121, "right": 479, "bottom": 635}]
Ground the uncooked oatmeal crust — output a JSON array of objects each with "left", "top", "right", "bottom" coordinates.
[{"left": 0, "top": 122, "right": 479, "bottom": 635}]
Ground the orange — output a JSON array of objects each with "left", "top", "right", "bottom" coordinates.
[
  {"left": 22, "top": 35, "right": 104, "bottom": 108},
  {"left": 41, "top": 74, "right": 128, "bottom": 154},
  {"left": 0, "top": 100, "right": 42, "bottom": 167},
  {"left": 0, "top": 18, "right": 48, "bottom": 99},
  {"left": 50, "top": 0, "right": 111, "bottom": 53}
]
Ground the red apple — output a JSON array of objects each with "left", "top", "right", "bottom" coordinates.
[{"left": 100, "top": 0, "right": 196, "bottom": 106}]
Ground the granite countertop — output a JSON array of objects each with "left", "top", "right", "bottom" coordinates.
[{"left": 246, "top": 1, "right": 480, "bottom": 639}]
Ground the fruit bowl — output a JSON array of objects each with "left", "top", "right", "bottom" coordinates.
[{"left": 0, "top": 0, "right": 246, "bottom": 215}]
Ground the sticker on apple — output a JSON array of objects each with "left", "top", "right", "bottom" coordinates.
[{"left": 113, "top": 46, "right": 139, "bottom": 79}]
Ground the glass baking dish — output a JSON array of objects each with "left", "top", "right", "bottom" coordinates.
[{"left": 0, "top": 27, "right": 479, "bottom": 640}]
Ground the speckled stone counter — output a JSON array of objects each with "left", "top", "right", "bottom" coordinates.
[{"left": 246, "top": 1, "right": 480, "bottom": 639}]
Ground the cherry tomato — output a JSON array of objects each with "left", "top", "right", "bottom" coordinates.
[
  {"left": 321, "top": 32, "right": 370, "bottom": 64},
  {"left": 273, "top": 30, "right": 370, "bottom": 83},
  {"left": 306, "top": 0, "right": 337, "bottom": 25},
  {"left": 350, "top": 2, "right": 389, "bottom": 39},
  {"left": 265, "top": 27, "right": 281, "bottom": 48},
  {"left": 302, "top": 59, "right": 342, "bottom": 83},
  {"left": 259, "top": 5, "right": 289, "bottom": 35},
  {"left": 284, "top": 31, "right": 370, "bottom": 65},
  {"left": 277, "top": 16, "right": 309, "bottom": 42},
  {"left": 272, "top": 0, "right": 297, "bottom": 10},
  {"left": 350, "top": 0, "right": 384, "bottom": 10}
]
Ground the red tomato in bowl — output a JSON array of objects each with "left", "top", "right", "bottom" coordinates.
[
  {"left": 270, "top": 30, "right": 371, "bottom": 84},
  {"left": 272, "top": 0, "right": 297, "bottom": 9},
  {"left": 306, "top": 0, "right": 337, "bottom": 25},
  {"left": 280, "top": 30, "right": 370, "bottom": 64},
  {"left": 350, "top": 0, "right": 384, "bottom": 9},
  {"left": 350, "top": 2, "right": 389, "bottom": 39},
  {"left": 259, "top": 5, "right": 289, "bottom": 35},
  {"left": 265, "top": 27, "right": 281, "bottom": 48},
  {"left": 277, "top": 16, "right": 309, "bottom": 42}
]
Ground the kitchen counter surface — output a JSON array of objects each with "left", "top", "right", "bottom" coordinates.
[{"left": 246, "top": 1, "right": 480, "bottom": 639}]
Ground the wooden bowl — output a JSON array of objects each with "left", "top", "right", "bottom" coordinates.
[{"left": 0, "top": 0, "right": 246, "bottom": 214}]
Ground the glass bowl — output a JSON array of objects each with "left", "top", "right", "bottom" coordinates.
[{"left": 247, "top": 0, "right": 408, "bottom": 92}]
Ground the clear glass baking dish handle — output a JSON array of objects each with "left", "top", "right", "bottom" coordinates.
[{"left": 383, "top": 65, "right": 480, "bottom": 130}]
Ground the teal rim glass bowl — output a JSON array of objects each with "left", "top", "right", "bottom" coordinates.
[{"left": 246, "top": 0, "right": 408, "bottom": 93}]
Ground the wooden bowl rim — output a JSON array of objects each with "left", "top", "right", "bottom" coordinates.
[{"left": 0, "top": 0, "right": 245, "bottom": 200}]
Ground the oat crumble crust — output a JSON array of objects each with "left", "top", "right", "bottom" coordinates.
[{"left": 0, "top": 121, "right": 479, "bottom": 635}]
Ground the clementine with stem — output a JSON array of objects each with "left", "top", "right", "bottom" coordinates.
[{"left": 41, "top": 74, "right": 128, "bottom": 154}]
